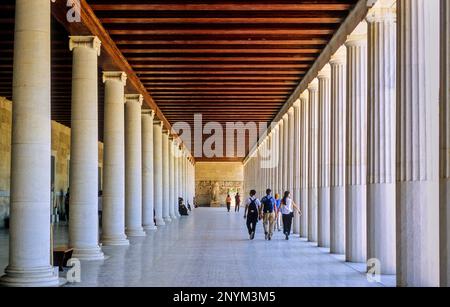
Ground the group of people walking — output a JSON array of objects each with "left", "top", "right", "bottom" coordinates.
[{"left": 243, "top": 189, "right": 301, "bottom": 241}]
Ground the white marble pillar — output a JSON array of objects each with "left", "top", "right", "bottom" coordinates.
[
  {"left": 307, "top": 79, "right": 319, "bottom": 243},
  {"left": 169, "top": 136, "right": 177, "bottom": 220},
  {"left": 366, "top": 0, "right": 396, "bottom": 274},
  {"left": 175, "top": 144, "right": 181, "bottom": 217},
  {"left": 396, "top": 0, "right": 440, "bottom": 287},
  {"left": 300, "top": 91, "right": 309, "bottom": 238},
  {"left": 153, "top": 120, "right": 165, "bottom": 226},
  {"left": 101, "top": 71, "right": 129, "bottom": 245},
  {"left": 345, "top": 22, "right": 368, "bottom": 263},
  {"left": 125, "top": 94, "right": 146, "bottom": 237},
  {"left": 162, "top": 130, "right": 171, "bottom": 223},
  {"left": 441, "top": 0, "right": 450, "bottom": 287},
  {"left": 278, "top": 120, "right": 284, "bottom": 195},
  {"left": 0, "top": 0, "right": 59, "bottom": 287},
  {"left": 68, "top": 36, "right": 105, "bottom": 260},
  {"left": 317, "top": 64, "right": 331, "bottom": 248},
  {"left": 283, "top": 114, "right": 289, "bottom": 194},
  {"left": 273, "top": 125, "right": 279, "bottom": 195},
  {"left": 172, "top": 140, "right": 180, "bottom": 218},
  {"left": 330, "top": 46, "right": 347, "bottom": 255},
  {"left": 142, "top": 109, "right": 157, "bottom": 231},
  {"left": 293, "top": 101, "right": 301, "bottom": 234}
]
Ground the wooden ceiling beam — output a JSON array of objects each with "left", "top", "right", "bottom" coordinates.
[{"left": 90, "top": 4, "right": 353, "bottom": 11}]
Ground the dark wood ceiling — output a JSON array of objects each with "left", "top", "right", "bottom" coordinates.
[{"left": 0, "top": 0, "right": 358, "bottom": 162}]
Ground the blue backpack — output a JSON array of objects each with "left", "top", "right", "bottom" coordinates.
[{"left": 261, "top": 196, "right": 274, "bottom": 213}]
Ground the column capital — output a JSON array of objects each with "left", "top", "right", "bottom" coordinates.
[
  {"left": 153, "top": 119, "right": 163, "bottom": 128},
  {"left": 300, "top": 90, "right": 309, "bottom": 102},
  {"left": 317, "top": 63, "right": 331, "bottom": 79},
  {"left": 141, "top": 109, "right": 155, "bottom": 118},
  {"left": 345, "top": 21, "right": 368, "bottom": 47},
  {"left": 308, "top": 78, "right": 319, "bottom": 92},
  {"left": 366, "top": 0, "right": 396, "bottom": 23},
  {"left": 288, "top": 106, "right": 295, "bottom": 114},
  {"left": 330, "top": 46, "right": 347, "bottom": 66},
  {"left": 69, "top": 36, "right": 101, "bottom": 56},
  {"left": 282, "top": 113, "right": 289, "bottom": 120},
  {"left": 125, "top": 94, "right": 143, "bottom": 106},
  {"left": 293, "top": 99, "right": 301, "bottom": 108},
  {"left": 102, "top": 71, "right": 127, "bottom": 85}
]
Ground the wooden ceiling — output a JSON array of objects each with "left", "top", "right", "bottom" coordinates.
[{"left": 0, "top": 0, "right": 358, "bottom": 162}]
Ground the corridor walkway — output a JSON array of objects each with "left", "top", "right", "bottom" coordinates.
[{"left": 0, "top": 208, "right": 394, "bottom": 287}]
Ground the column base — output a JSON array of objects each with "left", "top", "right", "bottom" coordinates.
[
  {"left": 170, "top": 214, "right": 177, "bottom": 220},
  {"left": 143, "top": 225, "right": 157, "bottom": 231},
  {"left": 163, "top": 217, "right": 172, "bottom": 223},
  {"left": 125, "top": 228, "right": 146, "bottom": 237},
  {"left": 0, "top": 265, "right": 60, "bottom": 287},
  {"left": 72, "top": 246, "right": 105, "bottom": 261},
  {"left": 101, "top": 234, "right": 130, "bottom": 246},
  {"left": 155, "top": 218, "right": 166, "bottom": 226}
]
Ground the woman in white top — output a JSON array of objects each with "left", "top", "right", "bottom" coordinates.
[{"left": 280, "top": 191, "right": 301, "bottom": 240}]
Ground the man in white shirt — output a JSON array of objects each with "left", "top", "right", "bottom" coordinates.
[{"left": 244, "top": 190, "right": 261, "bottom": 240}]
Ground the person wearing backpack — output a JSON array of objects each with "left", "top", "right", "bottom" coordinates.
[
  {"left": 260, "top": 189, "right": 276, "bottom": 240},
  {"left": 244, "top": 189, "right": 261, "bottom": 240}
]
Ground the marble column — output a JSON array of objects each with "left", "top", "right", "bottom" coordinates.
[
  {"left": 441, "top": 0, "right": 450, "bottom": 287},
  {"left": 293, "top": 101, "right": 301, "bottom": 234},
  {"left": 125, "top": 94, "right": 146, "bottom": 237},
  {"left": 101, "top": 71, "right": 129, "bottom": 245},
  {"left": 68, "top": 36, "right": 104, "bottom": 260},
  {"left": 283, "top": 114, "right": 289, "bottom": 194},
  {"left": 278, "top": 120, "right": 284, "bottom": 195},
  {"left": 300, "top": 91, "right": 309, "bottom": 238},
  {"left": 345, "top": 21, "right": 367, "bottom": 263},
  {"left": 396, "top": 0, "right": 440, "bottom": 287},
  {"left": 173, "top": 141, "right": 180, "bottom": 218},
  {"left": 153, "top": 120, "right": 165, "bottom": 226},
  {"left": 307, "top": 79, "right": 319, "bottom": 243},
  {"left": 366, "top": 0, "right": 396, "bottom": 274},
  {"left": 273, "top": 125, "right": 279, "bottom": 195},
  {"left": 162, "top": 130, "right": 171, "bottom": 223},
  {"left": 175, "top": 144, "right": 182, "bottom": 217},
  {"left": 330, "top": 46, "right": 347, "bottom": 255},
  {"left": 169, "top": 136, "right": 177, "bottom": 220},
  {"left": 142, "top": 109, "right": 157, "bottom": 231},
  {"left": 317, "top": 64, "right": 331, "bottom": 248},
  {"left": 0, "top": 0, "right": 59, "bottom": 287}
]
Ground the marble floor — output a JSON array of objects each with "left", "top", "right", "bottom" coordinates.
[{"left": 0, "top": 208, "right": 396, "bottom": 287}]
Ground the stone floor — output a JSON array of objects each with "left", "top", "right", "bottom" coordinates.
[{"left": 0, "top": 208, "right": 396, "bottom": 287}]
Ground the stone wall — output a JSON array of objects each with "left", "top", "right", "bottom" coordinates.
[
  {"left": 195, "top": 162, "right": 243, "bottom": 207},
  {"left": 0, "top": 97, "right": 104, "bottom": 228}
]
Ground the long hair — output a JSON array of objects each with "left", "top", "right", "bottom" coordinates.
[{"left": 282, "top": 191, "right": 290, "bottom": 205}]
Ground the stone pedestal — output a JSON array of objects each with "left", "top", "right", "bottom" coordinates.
[
  {"left": 0, "top": 0, "right": 59, "bottom": 287},
  {"left": 101, "top": 72, "right": 129, "bottom": 246},
  {"left": 124, "top": 94, "right": 145, "bottom": 237},
  {"left": 68, "top": 36, "right": 105, "bottom": 260}
]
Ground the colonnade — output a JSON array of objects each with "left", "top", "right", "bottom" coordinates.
[
  {"left": 244, "top": 0, "right": 449, "bottom": 287},
  {"left": 0, "top": 0, "right": 195, "bottom": 287}
]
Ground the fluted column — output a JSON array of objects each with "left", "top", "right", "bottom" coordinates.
[
  {"left": 162, "top": 129, "right": 171, "bottom": 223},
  {"left": 153, "top": 120, "right": 165, "bottom": 226},
  {"left": 307, "top": 79, "right": 319, "bottom": 243},
  {"left": 283, "top": 114, "right": 289, "bottom": 194},
  {"left": 68, "top": 36, "right": 105, "bottom": 260},
  {"left": 173, "top": 141, "right": 181, "bottom": 218},
  {"left": 125, "top": 94, "right": 145, "bottom": 237},
  {"left": 101, "top": 72, "right": 129, "bottom": 245},
  {"left": 278, "top": 120, "right": 284, "bottom": 195},
  {"left": 0, "top": 0, "right": 59, "bottom": 286},
  {"left": 396, "top": 0, "right": 440, "bottom": 287},
  {"left": 345, "top": 22, "right": 367, "bottom": 263},
  {"left": 318, "top": 64, "right": 331, "bottom": 248},
  {"left": 366, "top": 1, "right": 396, "bottom": 274},
  {"left": 293, "top": 101, "right": 301, "bottom": 234},
  {"left": 142, "top": 109, "right": 157, "bottom": 231},
  {"left": 300, "top": 91, "right": 309, "bottom": 238},
  {"left": 169, "top": 136, "right": 177, "bottom": 220},
  {"left": 330, "top": 46, "right": 347, "bottom": 255},
  {"left": 441, "top": 0, "right": 450, "bottom": 287}
]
